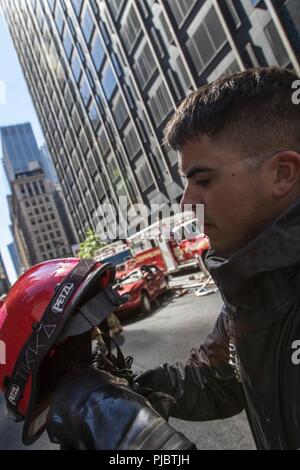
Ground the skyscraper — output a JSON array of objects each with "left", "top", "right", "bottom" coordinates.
[
  {"left": 1, "top": 0, "right": 299, "bottom": 242},
  {"left": 7, "top": 241, "right": 23, "bottom": 277},
  {"left": 0, "top": 122, "right": 57, "bottom": 182},
  {"left": 0, "top": 252, "right": 10, "bottom": 295},
  {"left": 11, "top": 162, "right": 75, "bottom": 266},
  {"left": 39, "top": 142, "right": 59, "bottom": 183}
]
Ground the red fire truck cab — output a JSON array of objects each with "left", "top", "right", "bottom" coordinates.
[{"left": 126, "top": 215, "right": 210, "bottom": 274}]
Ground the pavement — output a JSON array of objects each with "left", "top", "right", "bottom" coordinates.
[{"left": 0, "top": 288, "right": 255, "bottom": 450}]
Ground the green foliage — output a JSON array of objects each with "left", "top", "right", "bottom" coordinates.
[{"left": 78, "top": 229, "right": 106, "bottom": 259}]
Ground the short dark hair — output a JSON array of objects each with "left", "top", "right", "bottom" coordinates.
[{"left": 165, "top": 67, "right": 300, "bottom": 162}]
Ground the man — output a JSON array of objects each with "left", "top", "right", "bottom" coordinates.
[{"left": 135, "top": 67, "right": 300, "bottom": 450}]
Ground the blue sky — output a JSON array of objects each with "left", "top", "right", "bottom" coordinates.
[{"left": 0, "top": 11, "right": 44, "bottom": 283}]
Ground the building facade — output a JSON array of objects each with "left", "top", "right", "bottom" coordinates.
[
  {"left": 11, "top": 163, "right": 75, "bottom": 266},
  {"left": 0, "top": 253, "right": 10, "bottom": 296},
  {"left": 1, "top": 0, "right": 300, "bottom": 241},
  {"left": 7, "top": 241, "right": 24, "bottom": 277},
  {"left": 0, "top": 122, "right": 58, "bottom": 182},
  {"left": 39, "top": 142, "right": 59, "bottom": 182}
]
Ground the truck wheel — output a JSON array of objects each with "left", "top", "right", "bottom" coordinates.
[{"left": 139, "top": 292, "right": 151, "bottom": 316}]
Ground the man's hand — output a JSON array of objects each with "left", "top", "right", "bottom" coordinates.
[
  {"left": 133, "top": 368, "right": 176, "bottom": 420},
  {"left": 46, "top": 365, "right": 195, "bottom": 450}
]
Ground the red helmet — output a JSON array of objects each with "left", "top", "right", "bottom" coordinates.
[{"left": 0, "top": 258, "right": 124, "bottom": 445}]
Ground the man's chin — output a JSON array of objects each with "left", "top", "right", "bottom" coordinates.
[{"left": 209, "top": 240, "right": 232, "bottom": 259}]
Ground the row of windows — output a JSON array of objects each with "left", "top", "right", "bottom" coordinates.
[
  {"left": 40, "top": 246, "right": 68, "bottom": 260},
  {"left": 24, "top": 196, "right": 50, "bottom": 207},
  {"left": 27, "top": 204, "right": 54, "bottom": 216},
  {"left": 30, "top": 212, "right": 56, "bottom": 225},
  {"left": 35, "top": 231, "right": 62, "bottom": 244},
  {"left": 19, "top": 180, "right": 46, "bottom": 197}
]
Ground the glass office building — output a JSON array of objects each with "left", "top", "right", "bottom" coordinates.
[
  {"left": 0, "top": 122, "right": 57, "bottom": 182},
  {"left": 1, "top": 0, "right": 299, "bottom": 241}
]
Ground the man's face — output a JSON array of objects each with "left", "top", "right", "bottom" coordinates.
[{"left": 179, "top": 136, "right": 276, "bottom": 256}]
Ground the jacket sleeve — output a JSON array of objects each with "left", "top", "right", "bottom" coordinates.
[{"left": 137, "top": 306, "right": 245, "bottom": 421}]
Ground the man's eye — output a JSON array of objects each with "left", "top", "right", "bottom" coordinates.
[{"left": 195, "top": 178, "right": 211, "bottom": 187}]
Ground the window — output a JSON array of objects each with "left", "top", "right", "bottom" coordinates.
[
  {"left": 225, "top": 0, "right": 241, "bottom": 28},
  {"left": 107, "top": 156, "right": 120, "bottom": 183},
  {"left": 55, "top": 3, "right": 64, "bottom": 35},
  {"left": 81, "top": 4, "right": 94, "bottom": 44},
  {"left": 134, "top": 40, "right": 156, "bottom": 88},
  {"left": 72, "top": 0, "right": 83, "bottom": 16},
  {"left": 112, "top": 93, "right": 128, "bottom": 128},
  {"left": 99, "top": 22, "right": 110, "bottom": 46},
  {"left": 47, "top": 0, "right": 56, "bottom": 12},
  {"left": 80, "top": 75, "right": 91, "bottom": 106},
  {"left": 26, "top": 183, "right": 33, "bottom": 197},
  {"left": 111, "top": 52, "right": 122, "bottom": 77},
  {"left": 124, "top": 124, "right": 141, "bottom": 159},
  {"left": 80, "top": 130, "right": 89, "bottom": 154},
  {"left": 167, "top": 0, "right": 196, "bottom": 27},
  {"left": 33, "top": 181, "right": 40, "bottom": 196},
  {"left": 101, "top": 64, "right": 117, "bottom": 99},
  {"left": 167, "top": 148, "right": 178, "bottom": 166},
  {"left": 95, "top": 176, "right": 105, "bottom": 199},
  {"left": 72, "top": 107, "right": 81, "bottom": 132},
  {"left": 40, "top": 182, "right": 46, "bottom": 194},
  {"left": 87, "top": 152, "right": 97, "bottom": 175},
  {"left": 98, "top": 128, "right": 110, "bottom": 156},
  {"left": 108, "top": 0, "right": 123, "bottom": 18},
  {"left": 223, "top": 59, "right": 240, "bottom": 76},
  {"left": 148, "top": 79, "right": 174, "bottom": 126},
  {"left": 71, "top": 51, "right": 81, "bottom": 82},
  {"left": 174, "top": 55, "right": 192, "bottom": 92},
  {"left": 264, "top": 21, "right": 290, "bottom": 67},
  {"left": 88, "top": 100, "right": 100, "bottom": 130},
  {"left": 280, "top": 0, "right": 300, "bottom": 54},
  {"left": 63, "top": 28, "right": 73, "bottom": 58},
  {"left": 120, "top": 4, "right": 141, "bottom": 53},
  {"left": 135, "top": 158, "right": 153, "bottom": 191},
  {"left": 158, "top": 12, "right": 173, "bottom": 46},
  {"left": 186, "top": 7, "right": 227, "bottom": 75},
  {"left": 91, "top": 33, "right": 105, "bottom": 71}
]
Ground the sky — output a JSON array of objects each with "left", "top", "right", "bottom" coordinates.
[{"left": 0, "top": 10, "right": 45, "bottom": 284}]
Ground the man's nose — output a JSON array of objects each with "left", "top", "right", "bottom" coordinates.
[{"left": 180, "top": 184, "right": 197, "bottom": 210}]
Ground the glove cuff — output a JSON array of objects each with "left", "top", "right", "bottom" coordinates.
[{"left": 118, "top": 408, "right": 195, "bottom": 450}]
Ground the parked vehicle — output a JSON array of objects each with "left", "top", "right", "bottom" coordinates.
[
  {"left": 115, "top": 264, "right": 169, "bottom": 318},
  {"left": 127, "top": 214, "right": 210, "bottom": 274}
]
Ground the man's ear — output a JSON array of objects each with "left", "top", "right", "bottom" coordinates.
[{"left": 272, "top": 151, "right": 300, "bottom": 198}]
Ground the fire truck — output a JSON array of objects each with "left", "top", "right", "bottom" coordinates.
[{"left": 126, "top": 214, "right": 210, "bottom": 274}]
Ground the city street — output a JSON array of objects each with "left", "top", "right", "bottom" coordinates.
[{"left": 0, "top": 288, "right": 255, "bottom": 450}]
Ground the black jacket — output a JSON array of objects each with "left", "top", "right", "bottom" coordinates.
[{"left": 146, "top": 197, "right": 300, "bottom": 449}]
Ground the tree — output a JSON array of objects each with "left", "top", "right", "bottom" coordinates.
[
  {"left": 78, "top": 229, "right": 106, "bottom": 260},
  {"left": 78, "top": 229, "right": 123, "bottom": 335}
]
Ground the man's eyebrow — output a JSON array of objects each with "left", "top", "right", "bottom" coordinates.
[{"left": 178, "top": 165, "right": 215, "bottom": 179}]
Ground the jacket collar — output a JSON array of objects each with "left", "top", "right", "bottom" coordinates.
[{"left": 206, "top": 196, "right": 300, "bottom": 327}]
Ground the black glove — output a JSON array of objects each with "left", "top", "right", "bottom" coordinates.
[
  {"left": 134, "top": 366, "right": 169, "bottom": 391},
  {"left": 133, "top": 365, "right": 177, "bottom": 418},
  {"left": 47, "top": 365, "right": 195, "bottom": 450}
]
